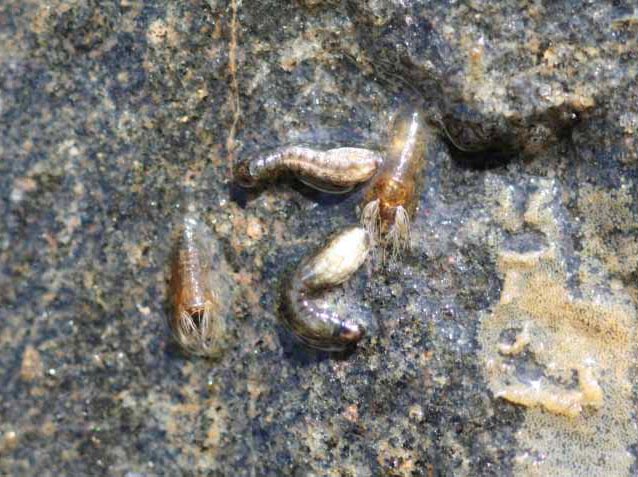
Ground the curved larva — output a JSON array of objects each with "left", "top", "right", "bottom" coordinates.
[
  {"left": 234, "top": 146, "right": 382, "bottom": 193},
  {"left": 168, "top": 213, "right": 229, "bottom": 358},
  {"left": 361, "top": 107, "right": 430, "bottom": 256},
  {"left": 281, "top": 226, "right": 370, "bottom": 351}
]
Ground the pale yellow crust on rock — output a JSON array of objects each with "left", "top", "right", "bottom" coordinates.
[{"left": 479, "top": 176, "right": 637, "bottom": 477}]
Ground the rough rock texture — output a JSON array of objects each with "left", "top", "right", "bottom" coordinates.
[
  {"left": 348, "top": 1, "right": 636, "bottom": 155},
  {"left": 1, "top": 1, "right": 636, "bottom": 476}
]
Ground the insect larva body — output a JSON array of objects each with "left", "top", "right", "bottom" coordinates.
[
  {"left": 234, "top": 146, "right": 382, "bottom": 193},
  {"left": 281, "top": 226, "right": 370, "bottom": 351},
  {"left": 361, "top": 107, "right": 429, "bottom": 254},
  {"left": 169, "top": 213, "right": 229, "bottom": 358}
]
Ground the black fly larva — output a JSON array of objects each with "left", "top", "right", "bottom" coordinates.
[
  {"left": 234, "top": 146, "right": 382, "bottom": 193},
  {"left": 280, "top": 226, "right": 370, "bottom": 351}
]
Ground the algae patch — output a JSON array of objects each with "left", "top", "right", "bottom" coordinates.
[
  {"left": 578, "top": 183, "right": 638, "bottom": 280},
  {"left": 480, "top": 176, "right": 637, "bottom": 476}
]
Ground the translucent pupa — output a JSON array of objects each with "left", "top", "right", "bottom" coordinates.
[
  {"left": 281, "top": 226, "right": 370, "bottom": 351},
  {"left": 361, "top": 107, "right": 430, "bottom": 255},
  {"left": 168, "top": 212, "right": 230, "bottom": 357},
  {"left": 234, "top": 146, "right": 382, "bottom": 193}
]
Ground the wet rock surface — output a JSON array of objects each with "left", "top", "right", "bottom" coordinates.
[
  {"left": 1, "top": 1, "right": 636, "bottom": 476},
  {"left": 349, "top": 1, "right": 636, "bottom": 154}
]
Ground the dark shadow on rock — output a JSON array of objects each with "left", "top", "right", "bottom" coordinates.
[
  {"left": 289, "top": 180, "right": 363, "bottom": 208},
  {"left": 275, "top": 325, "right": 332, "bottom": 366},
  {"left": 448, "top": 145, "right": 515, "bottom": 171},
  {"left": 228, "top": 182, "right": 251, "bottom": 208},
  {"left": 163, "top": 337, "right": 189, "bottom": 361},
  {"left": 229, "top": 176, "right": 363, "bottom": 210},
  {"left": 275, "top": 324, "right": 361, "bottom": 367}
]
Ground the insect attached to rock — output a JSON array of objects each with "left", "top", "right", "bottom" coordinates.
[
  {"left": 280, "top": 226, "right": 371, "bottom": 351},
  {"left": 168, "top": 211, "right": 231, "bottom": 358},
  {"left": 232, "top": 104, "right": 431, "bottom": 352},
  {"left": 361, "top": 107, "right": 430, "bottom": 256},
  {"left": 234, "top": 146, "right": 382, "bottom": 193}
]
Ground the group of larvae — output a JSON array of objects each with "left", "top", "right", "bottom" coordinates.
[{"left": 168, "top": 107, "right": 430, "bottom": 355}]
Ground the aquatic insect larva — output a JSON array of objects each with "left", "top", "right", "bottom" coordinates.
[
  {"left": 281, "top": 226, "right": 370, "bottom": 351},
  {"left": 361, "top": 107, "right": 429, "bottom": 254},
  {"left": 168, "top": 212, "right": 230, "bottom": 357},
  {"left": 234, "top": 146, "right": 382, "bottom": 193}
]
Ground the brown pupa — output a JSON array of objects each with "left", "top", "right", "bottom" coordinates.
[
  {"left": 361, "top": 107, "right": 430, "bottom": 255},
  {"left": 168, "top": 212, "right": 230, "bottom": 357}
]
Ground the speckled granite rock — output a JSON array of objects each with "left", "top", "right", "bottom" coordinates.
[
  {"left": 348, "top": 1, "right": 636, "bottom": 155},
  {"left": 1, "top": 1, "right": 636, "bottom": 476}
]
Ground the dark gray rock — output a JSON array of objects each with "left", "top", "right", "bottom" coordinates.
[
  {"left": 348, "top": 1, "right": 638, "bottom": 155},
  {"left": 1, "top": 1, "right": 636, "bottom": 476}
]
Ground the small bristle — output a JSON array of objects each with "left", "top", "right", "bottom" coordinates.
[
  {"left": 389, "top": 205, "right": 411, "bottom": 256},
  {"left": 361, "top": 199, "right": 381, "bottom": 246}
]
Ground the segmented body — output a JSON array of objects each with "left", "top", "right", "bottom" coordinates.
[
  {"left": 234, "top": 146, "right": 382, "bottom": 193},
  {"left": 281, "top": 226, "right": 370, "bottom": 351},
  {"left": 169, "top": 213, "right": 228, "bottom": 357},
  {"left": 361, "top": 107, "right": 429, "bottom": 254}
]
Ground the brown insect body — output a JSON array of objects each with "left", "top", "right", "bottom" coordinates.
[
  {"left": 362, "top": 108, "right": 429, "bottom": 253},
  {"left": 281, "top": 226, "right": 370, "bottom": 352},
  {"left": 169, "top": 213, "right": 228, "bottom": 357},
  {"left": 234, "top": 146, "right": 382, "bottom": 193}
]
